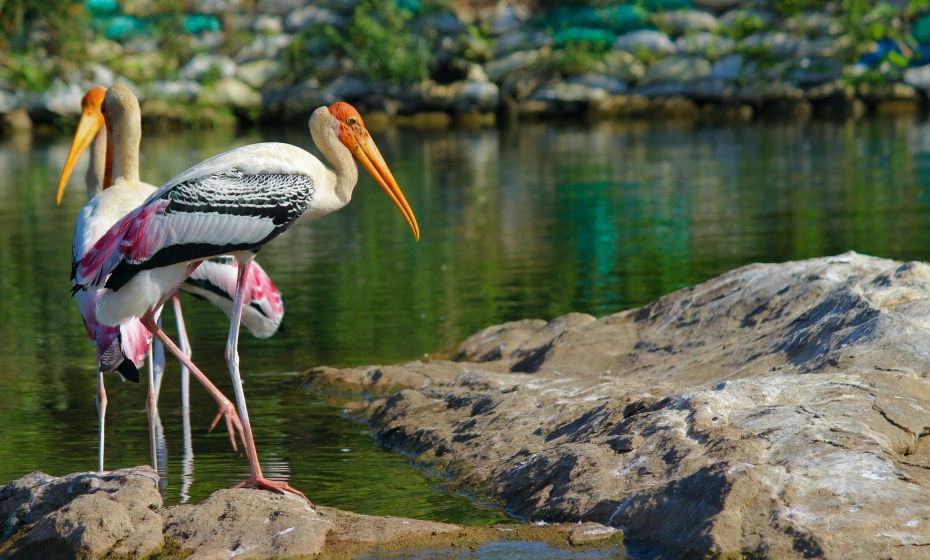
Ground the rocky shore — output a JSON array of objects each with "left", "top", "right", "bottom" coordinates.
[
  {"left": 4, "top": 0, "right": 930, "bottom": 131},
  {"left": 6, "top": 251, "right": 930, "bottom": 558}
]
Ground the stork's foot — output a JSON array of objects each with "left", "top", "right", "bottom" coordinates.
[
  {"left": 234, "top": 475, "right": 312, "bottom": 504},
  {"left": 207, "top": 399, "right": 245, "bottom": 453}
]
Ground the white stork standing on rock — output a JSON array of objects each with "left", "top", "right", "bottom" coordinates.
[{"left": 73, "top": 100, "right": 420, "bottom": 501}]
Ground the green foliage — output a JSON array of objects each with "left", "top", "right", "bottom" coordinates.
[
  {"left": 771, "top": 0, "right": 826, "bottom": 18},
  {"left": 677, "top": 32, "right": 731, "bottom": 63},
  {"left": 841, "top": 1, "right": 905, "bottom": 47},
  {"left": 199, "top": 63, "right": 224, "bottom": 87},
  {"left": 2, "top": 54, "right": 57, "bottom": 92},
  {"left": 0, "top": 0, "right": 91, "bottom": 57},
  {"left": 722, "top": 11, "right": 768, "bottom": 40},
  {"left": 459, "top": 24, "right": 493, "bottom": 64},
  {"left": 151, "top": 0, "right": 192, "bottom": 78},
  {"left": 630, "top": 44, "right": 659, "bottom": 66},
  {"left": 738, "top": 42, "right": 781, "bottom": 71},
  {"left": 339, "top": 0, "right": 433, "bottom": 85},
  {"left": 839, "top": 0, "right": 929, "bottom": 85},
  {"left": 288, "top": 0, "right": 434, "bottom": 86},
  {"left": 550, "top": 40, "right": 610, "bottom": 75}
]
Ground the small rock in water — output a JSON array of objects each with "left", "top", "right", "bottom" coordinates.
[{"left": 568, "top": 522, "right": 620, "bottom": 545}]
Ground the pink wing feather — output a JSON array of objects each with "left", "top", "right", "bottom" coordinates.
[{"left": 77, "top": 200, "right": 171, "bottom": 287}]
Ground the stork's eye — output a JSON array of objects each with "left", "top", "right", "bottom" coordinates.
[{"left": 347, "top": 117, "right": 358, "bottom": 126}]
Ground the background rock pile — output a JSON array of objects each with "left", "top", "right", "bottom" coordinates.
[{"left": 3, "top": 1, "right": 930, "bottom": 126}]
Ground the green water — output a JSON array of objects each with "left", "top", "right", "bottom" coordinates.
[{"left": 2, "top": 116, "right": 930, "bottom": 526}]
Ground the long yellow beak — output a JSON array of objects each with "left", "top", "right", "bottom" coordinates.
[
  {"left": 353, "top": 135, "right": 420, "bottom": 240},
  {"left": 56, "top": 107, "right": 104, "bottom": 205}
]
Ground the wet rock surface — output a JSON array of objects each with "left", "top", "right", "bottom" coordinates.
[
  {"left": 0, "top": 468, "right": 622, "bottom": 559},
  {"left": 314, "top": 252, "right": 930, "bottom": 558}
]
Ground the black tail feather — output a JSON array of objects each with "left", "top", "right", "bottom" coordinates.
[{"left": 116, "top": 359, "right": 140, "bottom": 383}]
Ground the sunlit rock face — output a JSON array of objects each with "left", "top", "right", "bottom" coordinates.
[{"left": 325, "top": 252, "right": 930, "bottom": 558}]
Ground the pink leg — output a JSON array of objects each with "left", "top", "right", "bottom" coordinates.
[
  {"left": 96, "top": 369, "right": 107, "bottom": 472},
  {"left": 226, "top": 258, "right": 308, "bottom": 502},
  {"left": 139, "top": 315, "right": 244, "bottom": 453}
]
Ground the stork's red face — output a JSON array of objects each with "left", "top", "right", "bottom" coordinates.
[
  {"left": 328, "top": 102, "right": 420, "bottom": 240},
  {"left": 56, "top": 87, "right": 106, "bottom": 204}
]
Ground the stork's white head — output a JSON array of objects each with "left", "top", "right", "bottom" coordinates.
[{"left": 313, "top": 102, "right": 420, "bottom": 240}]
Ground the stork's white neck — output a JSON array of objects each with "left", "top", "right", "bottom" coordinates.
[
  {"left": 309, "top": 106, "right": 358, "bottom": 213},
  {"left": 109, "top": 122, "right": 140, "bottom": 186},
  {"left": 85, "top": 126, "right": 107, "bottom": 197},
  {"left": 105, "top": 86, "right": 142, "bottom": 187}
]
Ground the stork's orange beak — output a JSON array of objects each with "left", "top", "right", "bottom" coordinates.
[
  {"left": 351, "top": 134, "right": 420, "bottom": 240},
  {"left": 56, "top": 87, "right": 106, "bottom": 205}
]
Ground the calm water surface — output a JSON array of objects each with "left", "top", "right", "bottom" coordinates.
[{"left": 2, "top": 116, "right": 930, "bottom": 526}]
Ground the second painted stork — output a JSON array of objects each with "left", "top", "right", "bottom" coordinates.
[
  {"left": 58, "top": 87, "right": 288, "bottom": 472},
  {"left": 74, "top": 101, "right": 419, "bottom": 500},
  {"left": 62, "top": 85, "right": 251, "bottom": 470}
]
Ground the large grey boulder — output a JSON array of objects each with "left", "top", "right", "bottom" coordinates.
[
  {"left": 309, "top": 252, "right": 930, "bottom": 558},
  {"left": 484, "top": 49, "right": 547, "bottom": 82},
  {"left": 180, "top": 54, "right": 237, "bottom": 82},
  {"left": 905, "top": 65, "right": 930, "bottom": 91},
  {"left": 674, "top": 31, "right": 736, "bottom": 58},
  {"left": 0, "top": 467, "right": 164, "bottom": 559},
  {"left": 614, "top": 30, "right": 676, "bottom": 57},
  {"left": 162, "top": 489, "right": 327, "bottom": 559},
  {"left": 638, "top": 55, "right": 712, "bottom": 87},
  {"left": 651, "top": 9, "right": 720, "bottom": 35},
  {"left": 197, "top": 77, "right": 262, "bottom": 110}
]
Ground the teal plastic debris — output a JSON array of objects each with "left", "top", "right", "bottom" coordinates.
[
  {"left": 538, "top": 5, "right": 649, "bottom": 34},
  {"left": 103, "top": 15, "right": 148, "bottom": 41},
  {"left": 85, "top": 0, "right": 118, "bottom": 16},
  {"left": 552, "top": 27, "right": 617, "bottom": 47},
  {"left": 392, "top": 0, "right": 421, "bottom": 14},
  {"left": 639, "top": 0, "right": 694, "bottom": 11},
  {"left": 183, "top": 14, "right": 222, "bottom": 34},
  {"left": 912, "top": 12, "right": 930, "bottom": 45},
  {"left": 600, "top": 4, "right": 650, "bottom": 34}
]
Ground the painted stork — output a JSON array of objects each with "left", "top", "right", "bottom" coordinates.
[
  {"left": 74, "top": 101, "right": 419, "bottom": 500},
  {"left": 57, "top": 87, "right": 286, "bottom": 400},
  {"left": 61, "top": 85, "right": 251, "bottom": 471}
]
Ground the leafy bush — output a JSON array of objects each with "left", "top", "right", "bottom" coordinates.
[
  {"left": 772, "top": 0, "right": 826, "bottom": 18},
  {"left": 723, "top": 12, "right": 768, "bottom": 40},
  {"left": 1, "top": 0, "right": 90, "bottom": 58},
  {"left": 327, "top": 0, "right": 433, "bottom": 85},
  {"left": 3, "top": 54, "right": 57, "bottom": 91},
  {"left": 550, "top": 40, "right": 611, "bottom": 75}
]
